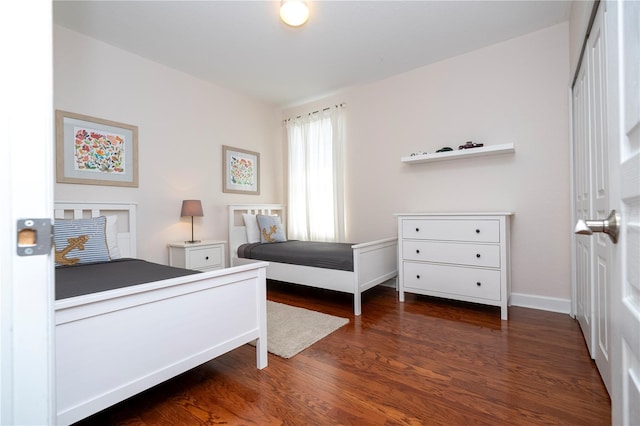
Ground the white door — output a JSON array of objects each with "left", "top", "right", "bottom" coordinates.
[
  {"left": 574, "top": 60, "right": 595, "bottom": 357},
  {"left": 0, "top": 0, "right": 55, "bottom": 425},
  {"left": 608, "top": 0, "right": 640, "bottom": 423},
  {"left": 573, "top": 7, "right": 612, "bottom": 393},
  {"left": 587, "top": 6, "right": 612, "bottom": 394}
]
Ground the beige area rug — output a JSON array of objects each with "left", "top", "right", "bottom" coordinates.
[{"left": 259, "top": 301, "right": 349, "bottom": 359}]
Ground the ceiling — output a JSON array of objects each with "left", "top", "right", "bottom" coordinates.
[{"left": 53, "top": 1, "right": 572, "bottom": 107}]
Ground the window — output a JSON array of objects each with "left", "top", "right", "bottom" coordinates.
[{"left": 285, "top": 105, "right": 345, "bottom": 242}]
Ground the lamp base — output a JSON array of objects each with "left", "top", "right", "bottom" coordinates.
[{"left": 185, "top": 240, "right": 201, "bottom": 244}]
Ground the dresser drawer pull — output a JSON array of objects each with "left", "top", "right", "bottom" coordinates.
[
  {"left": 416, "top": 275, "right": 420, "bottom": 279},
  {"left": 415, "top": 227, "right": 420, "bottom": 232},
  {"left": 476, "top": 229, "right": 480, "bottom": 234},
  {"left": 416, "top": 249, "right": 420, "bottom": 254},
  {"left": 476, "top": 253, "right": 481, "bottom": 258},
  {"left": 477, "top": 282, "right": 482, "bottom": 287},
  {"left": 205, "top": 256, "right": 209, "bottom": 260}
]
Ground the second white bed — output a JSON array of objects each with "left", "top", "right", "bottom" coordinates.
[{"left": 229, "top": 204, "right": 397, "bottom": 316}]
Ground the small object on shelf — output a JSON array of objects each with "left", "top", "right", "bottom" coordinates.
[
  {"left": 410, "top": 150, "right": 428, "bottom": 156},
  {"left": 458, "top": 141, "right": 484, "bottom": 150},
  {"left": 436, "top": 147, "right": 453, "bottom": 153}
]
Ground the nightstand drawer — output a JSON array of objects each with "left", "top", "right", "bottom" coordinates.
[
  {"left": 402, "top": 219, "right": 500, "bottom": 243},
  {"left": 402, "top": 240, "right": 500, "bottom": 268},
  {"left": 403, "top": 262, "right": 501, "bottom": 301},
  {"left": 189, "top": 246, "right": 222, "bottom": 269}
]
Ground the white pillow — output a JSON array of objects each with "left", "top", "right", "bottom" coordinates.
[
  {"left": 105, "top": 215, "right": 121, "bottom": 259},
  {"left": 242, "top": 213, "right": 261, "bottom": 243}
]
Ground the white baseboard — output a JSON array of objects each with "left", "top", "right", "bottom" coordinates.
[{"left": 510, "top": 293, "right": 572, "bottom": 315}]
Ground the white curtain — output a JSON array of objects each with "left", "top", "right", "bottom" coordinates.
[{"left": 286, "top": 105, "right": 345, "bottom": 242}]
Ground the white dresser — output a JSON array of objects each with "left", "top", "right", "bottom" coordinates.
[{"left": 396, "top": 213, "right": 512, "bottom": 320}]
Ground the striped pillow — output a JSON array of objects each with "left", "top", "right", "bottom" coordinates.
[{"left": 54, "top": 216, "right": 111, "bottom": 266}]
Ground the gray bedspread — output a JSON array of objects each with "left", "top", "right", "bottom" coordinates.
[
  {"left": 237, "top": 240, "right": 354, "bottom": 272},
  {"left": 55, "top": 258, "right": 200, "bottom": 300}
]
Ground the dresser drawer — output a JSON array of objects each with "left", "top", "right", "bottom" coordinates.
[
  {"left": 189, "top": 246, "right": 223, "bottom": 270},
  {"left": 402, "top": 240, "right": 500, "bottom": 268},
  {"left": 402, "top": 219, "right": 500, "bottom": 243},
  {"left": 403, "top": 262, "right": 501, "bottom": 301}
]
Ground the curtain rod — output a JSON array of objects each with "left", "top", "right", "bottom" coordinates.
[{"left": 283, "top": 102, "right": 346, "bottom": 123}]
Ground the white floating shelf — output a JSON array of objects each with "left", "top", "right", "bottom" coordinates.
[{"left": 401, "top": 143, "right": 515, "bottom": 164}]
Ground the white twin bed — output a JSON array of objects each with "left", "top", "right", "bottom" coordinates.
[
  {"left": 54, "top": 202, "right": 268, "bottom": 425},
  {"left": 228, "top": 204, "right": 398, "bottom": 316}
]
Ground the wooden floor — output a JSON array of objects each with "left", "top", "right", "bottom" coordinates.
[{"left": 75, "top": 281, "right": 611, "bottom": 425}]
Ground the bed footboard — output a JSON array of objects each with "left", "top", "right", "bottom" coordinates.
[
  {"left": 55, "top": 262, "right": 268, "bottom": 426},
  {"left": 352, "top": 237, "right": 398, "bottom": 315}
]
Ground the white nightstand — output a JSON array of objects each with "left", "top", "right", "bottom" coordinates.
[{"left": 168, "top": 240, "right": 226, "bottom": 272}]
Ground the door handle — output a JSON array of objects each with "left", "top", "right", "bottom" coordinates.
[{"left": 575, "top": 210, "right": 619, "bottom": 244}]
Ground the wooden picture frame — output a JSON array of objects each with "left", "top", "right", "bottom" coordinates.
[
  {"left": 222, "top": 145, "right": 260, "bottom": 195},
  {"left": 56, "top": 110, "right": 139, "bottom": 187}
]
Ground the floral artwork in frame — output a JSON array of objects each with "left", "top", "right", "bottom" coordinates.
[
  {"left": 55, "top": 110, "right": 139, "bottom": 187},
  {"left": 222, "top": 145, "right": 260, "bottom": 195}
]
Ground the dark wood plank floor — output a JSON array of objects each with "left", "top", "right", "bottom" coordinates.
[{"left": 75, "top": 281, "right": 610, "bottom": 425}]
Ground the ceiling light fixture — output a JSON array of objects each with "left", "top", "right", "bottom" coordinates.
[{"left": 280, "top": 0, "right": 309, "bottom": 27}]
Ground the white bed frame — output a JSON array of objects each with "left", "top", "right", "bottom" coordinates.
[
  {"left": 54, "top": 202, "right": 268, "bottom": 426},
  {"left": 228, "top": 204, "right": 398, "bottom": 316}
]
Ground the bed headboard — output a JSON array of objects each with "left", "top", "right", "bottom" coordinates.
[
  {"left": 228, "top": 204, "right": 286, "bottom": 261},
  {"left": 54, "top": 202, "right": 137, "bottom": 258}
]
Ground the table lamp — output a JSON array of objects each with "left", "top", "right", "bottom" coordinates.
[{"left": 181, "top": 200, "right": 203, "bottom": 243}]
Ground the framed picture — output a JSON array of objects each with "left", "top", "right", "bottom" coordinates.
[
  {"left": 55, "top": 110, "right": 139, "bottom": 187},
  {"left": 222, "top": 145, "right": 260, "bottom": 195}
]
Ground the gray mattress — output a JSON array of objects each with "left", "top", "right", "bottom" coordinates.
[
  {"left": 237, "top": 240, "right": 354, "bottom": 272},
  {"left": 55, "top": 258, "right": 201, "bottom": 300}
]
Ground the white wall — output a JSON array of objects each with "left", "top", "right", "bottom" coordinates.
[
  {"left": 283, "top": 23, "right": 571, "bottom": 303},
  {"left": 55, "top": 22, "right": 573, "bottom": 305},
  {"left": 54, "top": 26, "right": 282, "bottom": 264}
]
